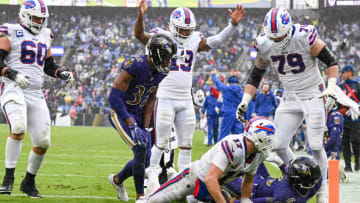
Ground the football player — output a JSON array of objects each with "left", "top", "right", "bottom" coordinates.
[
  {"left": 146, "top": 117, "right": 276, "bottom": 203},
  {"left": 236, "top": 8, "right": 339, "bottom": 203},
  {"left": 107, "top": 34, "right": 176, "bottom": 201},
  {"left": 226, "top": 157, "right": 322, "bottom": 203},
  {"left": 135, "top": 0, "right": 246, "bottom": 194},
  {"left": 0, "top": 1, "right": 73, "bottom": 198}
]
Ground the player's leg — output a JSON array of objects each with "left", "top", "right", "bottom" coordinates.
[
  {"left": 350, "top": 122, "right": 360, "bottom": 171},
  {"left": 341, "top": 123, "right": 352, "bottom": 171},
  {"left": 148, "top": 167, "right": 195, "bottom": 202},
  {"left": 213, "top": 116, "right": 219, "bottom": 144},
  {"left": 303, "top": 98, "right": 328, "bottom": 203},
  {"left": 207, "top": 116, "right": 214, "bottom": 145},
  {"left": 0, "top": 87, "right": 27, "bottom": 195},
  {"left": 24, "top": 92, "right": 51, "bottom": 198},
  {"left": 273, "top": 100, "right": 304, "bottom": 164},
  {"left": 217, "top": 114, "right": 233, "bottom": 141},
  {"left": 174, "top": 100, "right": 196, "bottom": 171}
]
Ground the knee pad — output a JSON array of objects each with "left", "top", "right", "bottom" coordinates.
[
  {"left": 38, "top": 136, "right": 51, "bottom": 149},
  {"left": 3, "top": 101, "right": 26, "bottom": 135},
  {"left": 179, "top": 139, "right": 192, "bottom": 149}
]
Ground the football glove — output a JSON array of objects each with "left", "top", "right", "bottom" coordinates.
[
  {"left": 129, "top": 123, "right": 148, "bottom": 145},
  {"left": 236, "top": 93, "right": 252, "bottom": 123},
  {"left": 58, "top": 70, "right": 74, "bottom": 83},
  {"left": 236, "top": 102, "right": 247, "bottom": 123},
  {"left": 320, "top": 78, "right": 337, "bottom": 112},
  {"left": 14, "top": 72, "right": 30, "bottom": 89},
  {"left": 4, "top": 68, "right": 30, "bottom": 89}
]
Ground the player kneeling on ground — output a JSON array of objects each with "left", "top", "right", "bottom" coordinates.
[
  {"left": 144, "top": 117, "right": 276, "bottom": 203},
  {"left": 107, "top": 34, "right": 176, "bottom": 201}
]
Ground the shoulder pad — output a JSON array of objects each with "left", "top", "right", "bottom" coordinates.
[
  {"left": 255, "top": 32, "right": 272, "bottom": 54},
  {"left": 293, "top": 24, "right": 318, "bottom": 47},
  {"left": 220, "top": 135, "right": 244, "bottom": 165}
]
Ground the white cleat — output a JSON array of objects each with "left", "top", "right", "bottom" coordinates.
[
  {"left": 108, "top": 174, "right": 129, "bottom": 201},
  {"left": 136, "top": 196, "right": 149, "bottom": 203},
  {"left": 145, "top": 167, "right": 161, "bottom": 196},
  {"left": 317, "top": 182, "right": 328, "bottom": 203}
]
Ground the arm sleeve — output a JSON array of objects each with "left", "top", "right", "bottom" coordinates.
[
  {"left": 206, "top": 23, "right": 237, "bottom": 48},
  {"left": 212, "top": 74, "right": 227, "bottom": 91},
  {"left": 108, "top": 87, "right": 130, "bottom": 120},
  {"left": 44, "top": 56, "right": 60, "bottom": 78}
]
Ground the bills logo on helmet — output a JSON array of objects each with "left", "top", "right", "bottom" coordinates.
[
  {"left": 172, "top": 10, "right": 181, "bottom": 19},
  {"left": 281, "top": 13, "right": 290, "bottom": 25},
  {"left": 23, "top": 1, "right": 36, "bottom": 9},
  {"left": 263, "top": 15, "right": 268, "bottom": 27}
]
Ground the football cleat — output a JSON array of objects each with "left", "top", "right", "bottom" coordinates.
[
  {"left": 20, "top": 178, "right": 43, "bottom": 198},
  {"left": 0, "top": 176, "right": 14, "bottom": 195},
  {"left": 108, "top": 174, "right": 129, "bottom": 201},
  {"left": 316, "top": 182, "right": 328, "bottom": 203},
  {"left": 339, "top": 164, "right": 348, "bottom": 183}
]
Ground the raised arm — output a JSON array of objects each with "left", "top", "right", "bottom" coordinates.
[
  {"left": 134, "top": 0, "right": 152, "bottom": 44},
  {"left": 198, "top": 4, "right": 246, "bottom": 52},
  {"left": 211, "top": 69, "right": 227, "bottom": 92},
  {"left": 236, "top": 56, "right": 269, "bottom": 122}
]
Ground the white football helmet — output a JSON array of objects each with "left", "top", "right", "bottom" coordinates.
[
  {"left": 169, "top": 7, "right": 196, "bottom": 44},
  {"left": 19, "top": 0, "right": 49, "bottom": 35},
  {"left": 244, "top": 117, "right": 277, "bottom": 154},
  {"left": 263, "top": 7, "right": 292, "bottom": 49},
  {"left": 195, "top": 89, "right": 205, "bottom": 104}
]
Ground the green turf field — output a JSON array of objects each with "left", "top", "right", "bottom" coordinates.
[{"left": 0, "top": 124, "right": 318, "bottom": 202}]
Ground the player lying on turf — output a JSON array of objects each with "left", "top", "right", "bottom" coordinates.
[{"left": 225, "top": 156, "right": 322, "bottom": 203}]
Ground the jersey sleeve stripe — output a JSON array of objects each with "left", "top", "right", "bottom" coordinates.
[
  {"left": 0, "top": 30, "right": 8, "bottom": 34},
  {"left": 221, "top": 140, "right": 234, "bottom": 162},
  {"left": 149, "top": 28, "right": 159, "bottom": 34},
  {"left": 309, "top": 33, "right": 318, "bottom": 46},
  {"left": 308, "top": 29, "right": 317, "bottom": 41}
]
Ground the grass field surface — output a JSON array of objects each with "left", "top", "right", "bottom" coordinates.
[{"left": 0, "top": 124, "right": 320, "bottom": 202}]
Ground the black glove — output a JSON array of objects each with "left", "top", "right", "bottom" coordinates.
[{"left": 57, "top": 70, "right": 73, "bottom": 83}]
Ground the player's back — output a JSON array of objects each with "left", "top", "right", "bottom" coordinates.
[
  {"left": 256, "top": 24, "right": 323, "bottom": 98},
  {"left": 1, "top": 23, "right": 52, "bottom": 89},
  {"left": 149, "top": 27, "right": 203, "bottom": 100},
  {"left": 120, "top": 55, "right": 166, "bottom": 113},
  {"left": 193, "top": 134, "right": 264, "bottom": 184}
]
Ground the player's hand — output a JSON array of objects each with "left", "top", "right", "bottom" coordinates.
[
  {"left": 320, "top": 90, "right": 337, "bottom": 112},
  {"left": 14, "top": 72, "right": 30, "bottom": 89},
  {"left": 58, "top": 70, "right": 74, "bottom": 84},
  {"left": 228, "top": 4, "right": 246, "bottom": 26},
  {"left": 236, "top": 102, "right": 248, "bottom": 123},
  {"left": 211, "top": 69, "right": 217, "bottom": 75},
  {"left": 138, "top": 0, "right": 149, "bottom": 16},
  {"left": 129, "top": 123, "right": 148, "bottom": 145}
]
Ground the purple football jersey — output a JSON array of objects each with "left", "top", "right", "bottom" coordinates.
[{"left": 121, "top": 55, "right": 166, "bottom": 114}]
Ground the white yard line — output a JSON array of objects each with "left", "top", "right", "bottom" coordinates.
[{"left": 11, "top": 193, "right": 135, "bottom": 200}]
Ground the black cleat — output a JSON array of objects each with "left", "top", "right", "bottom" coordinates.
[
  {"left": 20, "top": 179, "right": 43, "bottom": 198},
  {"left": 344, "top": 167, "right": 353, "bottom": 172},
  {"left": 0, "top": 176, "right": 14, "bottom": 195}
]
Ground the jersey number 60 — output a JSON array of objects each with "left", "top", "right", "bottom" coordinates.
[{"left": 21, "top": 41, "right": 48, "bottom": 66}]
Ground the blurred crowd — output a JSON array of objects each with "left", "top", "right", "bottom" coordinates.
[{"left": 0, "top": 6, "right": 359, "bottom": 125}]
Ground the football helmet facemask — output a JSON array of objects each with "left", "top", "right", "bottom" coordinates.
[
  {"left": 263, "top": 7, "right": 292, "bottom": 49},
  {"left": 146, "top": 33, "right": 177, "bottom": 74},
  {"left": 169, "top": 7, "right": 196, "bottom": 44}
]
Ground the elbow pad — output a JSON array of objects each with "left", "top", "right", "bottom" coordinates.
[
  {"left": 0, "top": 49, "right": 9, "bottom": 74},
  {"left": 44, "top": 56, "right": 60, "bottom": 78},
  {"left": 317, "top": 46, "right": 338, "bottom": 68},
  {"left": 206, "top": 23, "right": 237, "bottom": 48},
  {"left": 247, "top": 66, "right": 266, "bottom": 88}
]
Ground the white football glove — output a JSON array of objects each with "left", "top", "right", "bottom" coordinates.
[
  {"left": 14, "top": 73, "right": 30, "bottom": 89},
  {"left": 236, "top": 93, "right": 252, "bottom": 123},
  {"left": 320, "top": 78, "right": 337, "bottom": 112},
  {"left": 58, "top": 70, "right": 74, "bottom": 83}
]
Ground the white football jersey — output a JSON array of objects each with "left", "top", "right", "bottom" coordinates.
[
  {"left": 149, "top": 28, "right": 203, "bottom": 100},
  {"left": 0, "top": 23, "right": 52, "bottom": 89},
  {"left": 255, "top": 24, "right": 324, "bottom": 99},
  {"left": 193, "top": 134, "right": 265, "bottom": 185}
]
